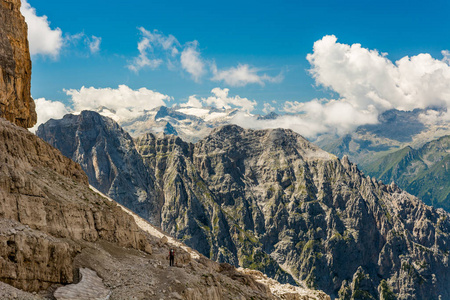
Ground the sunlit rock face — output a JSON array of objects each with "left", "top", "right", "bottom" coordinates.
[{"left": 0, "top": 0, "right": 36, "bottom": 128}]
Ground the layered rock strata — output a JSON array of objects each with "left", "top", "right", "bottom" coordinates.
[{"left": 0, "top": 118, "right": 152, "bottom": 292}]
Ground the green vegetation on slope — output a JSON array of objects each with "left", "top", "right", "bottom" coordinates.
[{"left": 364, "top": 135, "right": 450, "bottom": 211}]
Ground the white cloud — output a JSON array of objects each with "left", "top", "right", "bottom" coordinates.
[
  {"left": 65, "top": 85, "right": 171, "bottom": 122},
  {"left": 180, "top": 95, "right": 204, "bottom": 108},
  {"left": 442, "top": 50, "right": 450, "bottom": 65},
  {"left": 88, "top": 36, "right": 102, "bottom": 54},
  {"left": 419, "top": 109, "right": 450, "bottom": 125},
  {"left": 127, "top": 27, "right": 179, "bottom": 72},
  {"left": 211, "top": 64, "right": 283, "bottom": 87},
  {"left": 21, "top": 0, "right": 63, "bottom": 58},
  {"left": 179, "top": 88, "right": 257, "bottom": 112},
  {"left": 127, "top": 28, "right": 283, "bottom": 84},
  {"left": 30, "top": 98, "right": 70, "bottom": 133},
  {"left": 230, "top": 98, "right": 379, "bottom": 139},
  {"left": 262, "top": 103, "right": 276, "bottom": 114},
  {"left": 284, "top": 99, "right": 378, "bottom": 136},
  {"left": 181, "top": 41, "right": 206, "bottom": 81},
  {"left": 202, "top": 88, "right": 257, "bottom": 112},
  {"left": 307, "top": 35, "right": 450, "bottom": 114},
  {"left": 64, "top": 32, "right": 104, "bottom": 57}
]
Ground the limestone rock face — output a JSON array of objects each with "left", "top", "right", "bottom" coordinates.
[
  {"left": 0, "top": 219, "right": 76, "bottom": 292},
  {"left": 0, "top": 0, "right": 36, "bottom": 128},
  {"left": 36, "top": 111, "right": 160, "bottom": 223}
]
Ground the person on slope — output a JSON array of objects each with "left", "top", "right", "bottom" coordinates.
[{"left": 168, "top": 248, "right": 175, "bottom": 266}]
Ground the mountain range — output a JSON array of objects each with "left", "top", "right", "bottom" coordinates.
[
  {"left": 315, "top": 108, "right": 450, "bottom": 212},
  {"left": 73, "top": 104, "right": 450, "bottom": 213},
  {"left": 38, "top": 110, "right": 450, "bottom": 299},
  {"left": 364, "top": 135, "right": 450, "bottom": 211},
  {"left": 96, "top": 105, "right": 240, "bottom": 143}
]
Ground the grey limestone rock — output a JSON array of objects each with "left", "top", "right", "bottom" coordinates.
[{"left": 36, "top": 111, "right": 160, "bottom": 223}]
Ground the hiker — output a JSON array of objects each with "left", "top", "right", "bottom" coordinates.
[{"left": 169, "top": 248, "right": 175, "bottom": 266}]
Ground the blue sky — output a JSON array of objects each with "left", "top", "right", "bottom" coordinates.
[{"left": 23, "top": 0, "right": 450, "bottom": 135}]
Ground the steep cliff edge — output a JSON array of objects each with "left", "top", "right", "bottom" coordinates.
[{"left": 0, "top": 0, "right": 36, "bottom": 128}]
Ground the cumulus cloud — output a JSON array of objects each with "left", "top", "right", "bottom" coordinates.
[
  {"left": 258, "top": 35, "right": 450, "bottom": 138},
  {"left": 228, "top": 98, "right": 378, "bottom": 139},
  {"left": 262, "top": 103, "right": 276, "bottom": 114},
  {"left": 181, "top": 41, "right": 206, "bottom": 81},
  {"left": 442, "top": 50, "right": 450, "bottom": 65},
  {"left": 230, "top": 36, "right": 450, "bottom": 138},
  {"left": 127, "top": 27, "right": 180, "bottom": 72},
  {"left": 307, "top": 35, "right": 450, "bottom": 114},
  {"left": 284, "top": 99, "right": 378, "bottom": 136},
  {"left": 211, "top": 64, "right": 283, "bottom": 87},
  {"left": 202, "top": 88, "right": 257, "bottom": 112},
  {"left": 65, "top": 85, "right": 171, "bottom": 121},
  {"left": 180, "top": 88, "right": 257, "bottom": 112},
  {"left": 21, "top": 0, "right": 63, "bottom": 58},
  {"left": 30, "top": 98, "right": 70, "bottom": 133},
  {"left": 180, "top": 95, "right": 204, "bottom": 108}
]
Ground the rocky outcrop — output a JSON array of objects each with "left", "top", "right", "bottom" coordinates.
[
  {"left": 0, "top": 218, "right": 76, "bottom": 292},
  {"left": 0, "top": 0, "right": 36, "bottom": 128},
  {"left": 0, "top": 118, "right": 153, "bottom": 291},
  {"left": 38, "top": 112, "right": 450, "bottom": 299},
  {"left": 140, "top": 125, "right": 450, "bottom": 299}
]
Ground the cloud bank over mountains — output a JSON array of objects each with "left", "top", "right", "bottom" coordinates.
[
  {"left": 306, "top": 35, "right": 450, "bottom": 117},
  {"left": 32, "top": 35, "right": 450, "bottom": 138}
]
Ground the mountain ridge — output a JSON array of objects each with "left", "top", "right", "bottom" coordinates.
[{"left": 38, "top": 110, "right": 450, "bottom": 299}]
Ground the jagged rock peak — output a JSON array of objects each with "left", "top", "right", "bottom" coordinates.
[
  {"left": 0, "top": 0, "right": 36, "bottom": 128},
  {"left": 36, "top": 110, "right": 160, "bottom": 223},
  {"left": 206, "top": 124, "right": 335, "bottom": 161}
]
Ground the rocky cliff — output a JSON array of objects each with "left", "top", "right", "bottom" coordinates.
[
  {"left": 36, "top": 111, "right": 161, "bottom": 223},
  {"left": 0, "top": 0, "right": 36, "bottom": 128},
  {"left": 39, "top": 112, "right": 450, "bottom": 299},
  {"left": 0, "top": 117, "right": 154, "bottom": 292}
]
